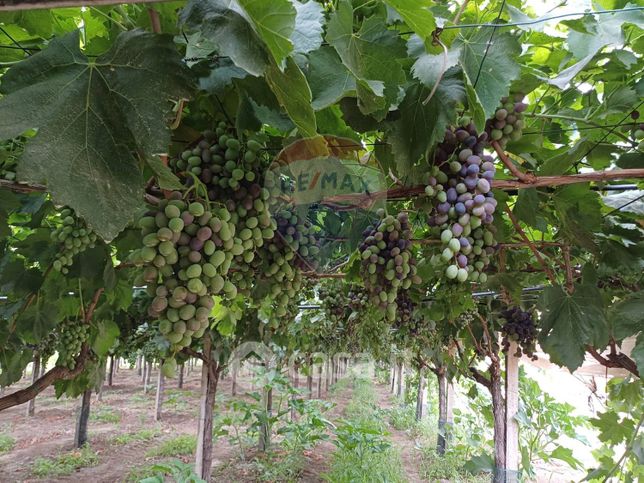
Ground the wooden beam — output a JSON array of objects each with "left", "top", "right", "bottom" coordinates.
[{"left": 0, "top": 0, "right": 170, "bottom": 11}]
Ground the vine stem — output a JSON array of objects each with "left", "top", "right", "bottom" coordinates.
[
  {"left": 491, "top": 140, "right": 536, "bottom": 183},
  {"left": 0, "top": 288, "right": 104, "bottom": 412},
  {"left": 603, "top": 413, "right": 644, "bottom": 480},
  {"left": 504, "top": 207, "right": 557, "bottom": 285},
  {"left": 525, "top": 113, "right": 635, "bottom": 145}
]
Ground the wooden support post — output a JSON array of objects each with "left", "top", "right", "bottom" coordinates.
[
  {"left": 325, "top": 358, "right": 330, "bottom": 393},
  {"left": 74, "top": 389, "right": 92, "bottom": 448},
  {"left": 504, "top": 343, "right": 520, "bottom": 483},
  {"left": 231, "top": 363, "right": 237, "bottom": 396},
  {"left": 306, "top": 356, "right": 313, "bottom": 399},
  {"left": 140, "top": 356, "right": 146, "bottom": 382},
  {"left": 108, "top": 355, "right": 115, "bottom": 386},
  {"left": 317, "top": 364, "right": 323, "bottom": 398},
  {"left": 154, "top": 365, "right": 165, "bottom": 421},
  {"left": 39, "top": 356, "right": 46, "bottom": 378},
  {"left": 391, "top": 363, "right": 396, "bottom": 393},
  {"left": 178, "top": 363, "right": 184, "bottom": 389},
  {"left": 436, "top": 368, "right": 448, "bottom": 455},
  {"left": 195, "top": 335, "right": 218, "bottom": 480},
  {"left": 144, "top": 361, "right": 152, "bottom": 392},
  {"left": 415, "top": 370, "right": 425, "bottom": 421},
  {"left": 396, "top": 361, "right": 404, "bottom": 398},
  {"left": 136, "top": 355, "right": 142, "bottom": 377},
  {"left": 26, "top": 355, "right": 40, "bottom": 417}
]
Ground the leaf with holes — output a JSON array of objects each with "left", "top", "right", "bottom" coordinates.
[{"left": 0, "top": 30, "right": 193, "bottom": 241}]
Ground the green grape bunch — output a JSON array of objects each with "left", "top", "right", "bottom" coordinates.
[
  {"left": 358, "top": 209, "right": 421, "bottom": 322},
  {"left": 50, "top": 207, "right": 98, "bottom": 274},
  {"left": 135, "top": 194, "right": 239, "bottom": 352},
  {"left": 485, "top": 93, "right": 527, "bottom": 147},
  {"left": 55, "top": 318, "right": 89, "bottom": 370}
]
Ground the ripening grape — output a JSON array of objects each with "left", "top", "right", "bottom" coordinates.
[
  {"left": 55, "top": 318, "right": 88, "bottom": 370},
  {"left": 253, "top": 204, "right": 319, "bottom": 317},
  {"left": 50, "top": 207, "right": 98, "bottom": 274},
  {"left": 485, "top": 93, "right": 527, "bottom": 148},
  {"left": 624, "top": 111, "right": 644, "bottom": 150},
  {"left": 424, "top": 122, "right": 497, "bottom": 283},
  {"left": 358, "top": 209, "right": 420, "bottom": 322},
  {"left": 500, "top": 306, "right": 538, "bottom": 360},
  {"left": 135, "top": 193, "right": 237, "bottom": 352}
]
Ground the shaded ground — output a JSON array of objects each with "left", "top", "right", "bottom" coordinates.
[{"left": 0, "top": 365, "right": 353, "bottom": 483}]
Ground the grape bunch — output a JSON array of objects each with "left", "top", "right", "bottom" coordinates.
[
  {"left": 171, "top": 122, "right": 264, "bottom": 192},
  {"left": 50, "top": 208, "right": 98, "bottom": 274},
  {"left": 395, "top": 290, "right": 415, "bottom": 324},
  {"left": 172, "top": 126, "right": 276, "bottom": 297},
  {"left": 500, "top": 306, "right": 538, "bottom": 360},
  {"left": 347, "top": 285, "right": 369, "bottom": 313},
  {"left": 319, "top": 282, "right": 348, "bottom": 323},
  {"left": 425, "top": 123, "right": 497, "bottom": 283},
  {"left": 486, "top": 93, "right": 527, "bottom": 147},
  {"left": 137, "top": 195, "right": 238, "bottom": 351},
  {"left": 358, "top": 210, "right": 420, "bottom": 322},
  {"left": 625, "top": 110, "right": 644, "bottom": 150},
  {"left": 253, "top": 205, "right": 319, "bottom": 317},
  {"left": 55, "top": 318, "right": 88, "bottom": 370}
]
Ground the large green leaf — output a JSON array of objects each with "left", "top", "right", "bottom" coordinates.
[
  {"left": 385, "top": 72, "right": 465, "bottom": 177},
  {"left": 552, "top": 184, "right": 602, "bottom": 252},
  {"left": 383, "top": 0, "right": 436, "bottom": 47},
  {"left": 326, "top": 0, "right": 406, "bottom": 114},
  {"left": 538, "top": 284, "right": 608, "bottom": 372},
  {"left": 609, "top": 290, "right": 644, "bottom": 340},
  {"left": 0, "top": 30, "right": 193, "bottom": 241},
  {"left": 457, "top": 31, "right": 521, "bottom": 121},
  {"left": 265, "top": 57, "right": 317, "bottom": 137},
  {"left": 307, "top": 46, "right": 356, "bottom": 110},
  {"left": 291, "top": 0, "right": 325, "bottom": 54},
  {"left": 180, "top": 0, "right": 269, "bottom": 76},
  {"left": 237, "top": 0, "right": 296, "bottom": 68}
]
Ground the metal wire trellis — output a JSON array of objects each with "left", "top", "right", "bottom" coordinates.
[{"left": 472, "top": 0, "right": 507, "bottom": 89}]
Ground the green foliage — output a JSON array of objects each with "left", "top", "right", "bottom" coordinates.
[
  {"left": 31, "top": 445, "right": 99, "bottom": 478},
  {"left": 324, "top": 377, "right": 405, "bottom": 483},
  {"left": 111, "top": 427, "right": 161, "bottom": 446},
  {"left": 586, "top": 377, "right": 644, "bottom": 482},
  {"left": 0, "top": 433, "right": 15, "bottom": 454},
  {"left": 129, "top": 460, "right": 205, "bottom": 483},
  {"left": 89, "top": 406, "right": 121, "bottom": 424},
  {"left": 0, "top": 30, "right": 192, "bottom": 240},
  {"left": 146, "top": 435, "right": 197, "bottom": 458},
  {"left": 420, "top": 449, "right": 489, "bottom": 483}
]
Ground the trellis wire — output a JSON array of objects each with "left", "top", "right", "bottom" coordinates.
[
  {"left": 603, "top": 192, "right": 644, "bottom": 217},
  {"left": 0, "top": 25, "right": 32, "bottom": 55}
]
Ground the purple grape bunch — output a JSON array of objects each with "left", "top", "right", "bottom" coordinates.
[
  {"left": 425, "top": 123, "right": 497, "bottom": 283},
  {"left": 500, "top": 306, "right": 538, "bottom": 360},
  {"left": 359, "top": 209, "right": 421, "bottom": 321}
]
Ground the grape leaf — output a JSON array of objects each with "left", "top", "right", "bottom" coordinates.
[
  {"left": 180, "top": 0, "right": 269, "bottom": 76},
  {"left": 609, "top": 290, "right": 644, "bottom": 340},
  {"left": 457, "top": 30, "right": 521, "bottom": 121},
  {"left": 553, "top": 184, "right": 602, "bottom": 252},
  {"left": 383, "top": 0, "right": 436, "bottom": 48},
  {"left": 0, "top": 30, "right": 193, "bottom": 241},
  {"left": 291, "top": 0, "right": 325, "bottom": 55},
  {"left": 307, "top": 47, "right": 356, "bottom": 110},
  {"left": 385, "top": 72, "right": 465, "bottom": 177},
  {"left": 265, "top": 57, "right": 317, "bottom": 137},
  {"left": 538, "top": 284, "right": 608, "bottom": 372},
  {"left": 326, "top": 0, "right": 406, "bottom": 113},
  {"left": 237, "top": 0, "right": 296, "bottom": 68},
  {"left": 92, "top": 319, "right": 120, "bottom": 357}
]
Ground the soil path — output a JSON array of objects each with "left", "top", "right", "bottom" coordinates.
[{"left": 372, "top": 382, "right": 425, "bottom": 483}]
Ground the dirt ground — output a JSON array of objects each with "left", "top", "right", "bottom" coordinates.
[
  {"left": 0, "top": 364, "right": 357, "bottom": 483},
  {"left": 0, "top": 356, "right": 613, "bottom": 483}
]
